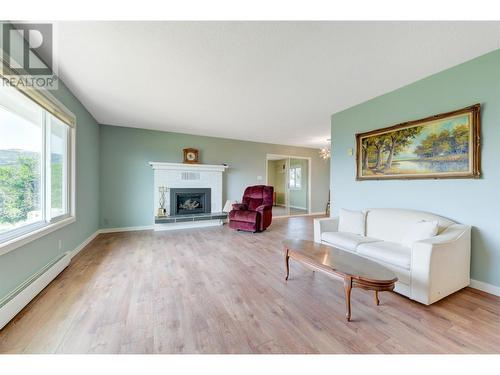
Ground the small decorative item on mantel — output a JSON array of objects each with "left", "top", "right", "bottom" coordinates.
[
  {"left": 183, "top": 148, "right": 199, "bottom": 164},
  {"left": 157, "top": 186, "right": 168, "bottom": 217}
]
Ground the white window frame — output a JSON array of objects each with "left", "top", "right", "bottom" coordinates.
[{"left": 0, "top": 86, "right": 76, "bottom": 257}]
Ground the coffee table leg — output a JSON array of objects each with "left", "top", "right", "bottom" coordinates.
[
  {"left": 343, "top": 276, "right": 352, "bottom": 321},
  {"left": 374, "top": 291, "right": 380, "bottom": 306},
  {"left": 285, "top": 249, "right": 290, "bottom": 280}
]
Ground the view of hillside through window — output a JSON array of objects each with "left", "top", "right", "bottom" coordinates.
[
  {"left": 0, "top": 85, "right": 69, "bottom": 238},
  {"left": 0, "top": 105, "right": 43, "bottom": 234}
]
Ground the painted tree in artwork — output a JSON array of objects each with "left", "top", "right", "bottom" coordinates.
[
  {"left": 361, "top": 138, "right": 375, "bottom": 170},
  {"left": 414, "top": 124, "right": 469, "bottom": 158},
  {"left": 372, "top": 136, "right": 389, "bottom": 170},
  {"left": 451, "top": 124, "right": 469, "bottom": 154},
  {"left": 382, "top": 126, "right": 423, "bottom": 170}
]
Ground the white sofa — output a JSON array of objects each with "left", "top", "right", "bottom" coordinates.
[{"left": 314, "top": 208, "right": 471, "bottom": 305}]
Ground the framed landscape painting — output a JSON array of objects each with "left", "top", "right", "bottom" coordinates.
[{"left": 355, "top": 104, "right": 481, "bottom": 180}]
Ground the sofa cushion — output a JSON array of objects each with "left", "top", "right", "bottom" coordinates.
[
  {"left": 338, "top": 208, "right": 366, "bottom": 236},
  {"left": 401, "top": 220, "right": 439, "bottom": 248},
  {"left": 321, "top": 232, "right": 381, "bottom": 252},
  {"left": 357, "top": 241, "right": 411, "bottom": 270}
]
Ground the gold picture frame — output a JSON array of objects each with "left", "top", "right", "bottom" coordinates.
[{"left": 355, "top": 104, "right": 481, "bottom": 180}]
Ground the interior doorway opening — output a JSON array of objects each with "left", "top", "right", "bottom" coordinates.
[{"left": 266, "top": 154, "right": 311, "bottom": 217}]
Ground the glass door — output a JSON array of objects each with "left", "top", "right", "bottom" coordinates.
[
  {"left": 267, "top": 155, "right": 310, "bottom": 217},
  {"left": 287, "top": 157, "right": 309, "bottom": 215}
]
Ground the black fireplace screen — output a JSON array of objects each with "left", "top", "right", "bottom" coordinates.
[{"left": 170, "top": 188, "right": 211, "bottom": 216}]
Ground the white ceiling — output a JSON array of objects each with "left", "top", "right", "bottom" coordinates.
[{"left": 54, "top": 21, "right": 500, "bottom": 148}]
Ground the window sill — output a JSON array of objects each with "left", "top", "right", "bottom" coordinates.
[{"left": 0, "top": 216, "right": 76, "bottom": 257}]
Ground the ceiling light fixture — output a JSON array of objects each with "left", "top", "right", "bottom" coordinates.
[{"left": 319, "top": 138, "right": 331, "bottom": 160}]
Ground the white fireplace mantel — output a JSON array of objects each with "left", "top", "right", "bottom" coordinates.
[
  {"left": 149, "top": 162, "right": 228, "bottom": 173},
  {"left": 149, "top": 162, "right": 228, "bottom": 231}
]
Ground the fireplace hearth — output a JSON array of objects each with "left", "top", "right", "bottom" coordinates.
[{"left": 170, "top": 188, "right": 211, "bottom": 216}]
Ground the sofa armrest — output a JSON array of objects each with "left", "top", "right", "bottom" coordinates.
[
  {"left": 232, "top": 203, "right": 247, "bottom": 210},
  {"left": 410, "top": 224, "right": 471, "bottom": 305},
  {"left": 313, "top": 217, "right": 339, "bottom": 243}
]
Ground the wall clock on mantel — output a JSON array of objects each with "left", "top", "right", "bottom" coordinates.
[{"left": 183, "top": 148, "right": 199, "bottom": 164}]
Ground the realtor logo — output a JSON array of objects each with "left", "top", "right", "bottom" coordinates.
[{"left": 1, "top": 22, "right": 58, "bottom": 89}]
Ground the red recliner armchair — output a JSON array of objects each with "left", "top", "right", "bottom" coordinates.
[{"left": 229, "top": 185, "right": 274, "bottom": 232}]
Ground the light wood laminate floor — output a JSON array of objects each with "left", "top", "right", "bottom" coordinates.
[{"left": 1, "top": 216, "right": 500, "bottom": 354}]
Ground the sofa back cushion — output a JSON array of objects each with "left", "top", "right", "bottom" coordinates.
[
  {"left": 401, "top": 220, "right": 439, "bottom": 248},
  {"left": 365, "top": 208, "right": 455, "bottom": 244},
  {"left": 338, "top": 208, "right": 366, "bottom": 235}
]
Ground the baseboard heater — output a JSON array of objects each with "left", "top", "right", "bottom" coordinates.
[{"left": 0, "top": 251, "right": 71, "bottom": 330}]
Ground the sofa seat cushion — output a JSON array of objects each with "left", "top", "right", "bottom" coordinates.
[
  {"left": 321, "top": 232, "right": 381, "bottom": 252},
  {"left": 357, "top": 241, "right": 411, "bottom": 270},
  {"left": 229, "top": 209, "right": 259, "bottom": 223}
]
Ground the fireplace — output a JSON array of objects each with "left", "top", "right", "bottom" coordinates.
[{"left": 170, "top": 188, "right": 211, "bottom": 216}]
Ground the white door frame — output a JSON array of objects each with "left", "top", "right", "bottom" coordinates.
[{"left": 265, "top": 154, "right": 312, "bottom": 215}]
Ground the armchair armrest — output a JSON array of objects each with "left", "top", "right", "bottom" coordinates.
[
  {"left": 255, "top": 204, "right": 272, "bottom": 212},
  {"left": 314, "top": 217, "right": 339, "bottom": 243},
  {"left": 232, "top": 203, "right": 247, "bottom": 211},
  {"left": 411, "top": 224, "right": 471, "bottom": 305}
]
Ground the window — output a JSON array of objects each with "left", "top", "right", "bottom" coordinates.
[
  {"left": 49, "top": 115, "right": 69, "bottom": 218},
  {"left": 289, "top": 166, "right": 302, "bottom": 190},
  {"left": 0, "top": 84, "right": 74, "bottom": 247}
]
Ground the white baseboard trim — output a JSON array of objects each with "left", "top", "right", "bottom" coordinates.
[
  {"left": 70, "top": 230, "right": 100, "bottom": 259},
  {"left": 288, "top": 205, "right": 307, "bottom": 210},
  {"left": 274, "top": 204, "right": 308, "bottom": 210},
  {"left": 99, "top": 225, "right": 153, "bottom": 234},
  {"left": 0, "top": 252, "right": 71, "bottom": 330},
  {"left": 0, "top": 229, "right": 101, "bottom": 330},
  {"left": 470, "top": 279, "right": 500, "bottom": 297},
  {"left": 274, "top": 211, "right": 326, "bottom": 218}
]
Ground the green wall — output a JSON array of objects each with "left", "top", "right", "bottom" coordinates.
[
  {"left": 99, "top": 125, "right": 330, "bottom": 228},
  {"left": 330, "top": 49, "right": 500, "bottom": 287},
  {"left": 0, "top": 81, "right": 100, "bottom": 300}
]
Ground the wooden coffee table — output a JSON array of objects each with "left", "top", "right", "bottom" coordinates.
[{"left": 283, "top": 239, "right": 397, "bottom": 321}]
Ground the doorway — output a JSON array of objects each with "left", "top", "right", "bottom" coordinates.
[{"left": 266, "top": 154, "right": 311, "bottom": 217}]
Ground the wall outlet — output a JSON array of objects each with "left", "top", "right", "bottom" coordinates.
[
  {"left": 58, "top": 240, "right": 62, "bottom": 250},
  {"left": 257, "top": 175, "right": 263, "bottom": 181},
  {"left": 347, "top": 148, "right": 353, "bottom": 156}
]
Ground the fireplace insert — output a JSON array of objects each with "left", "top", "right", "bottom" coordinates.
[{"left": 170, "top": 188, "right": 211, "bottom": 216}]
